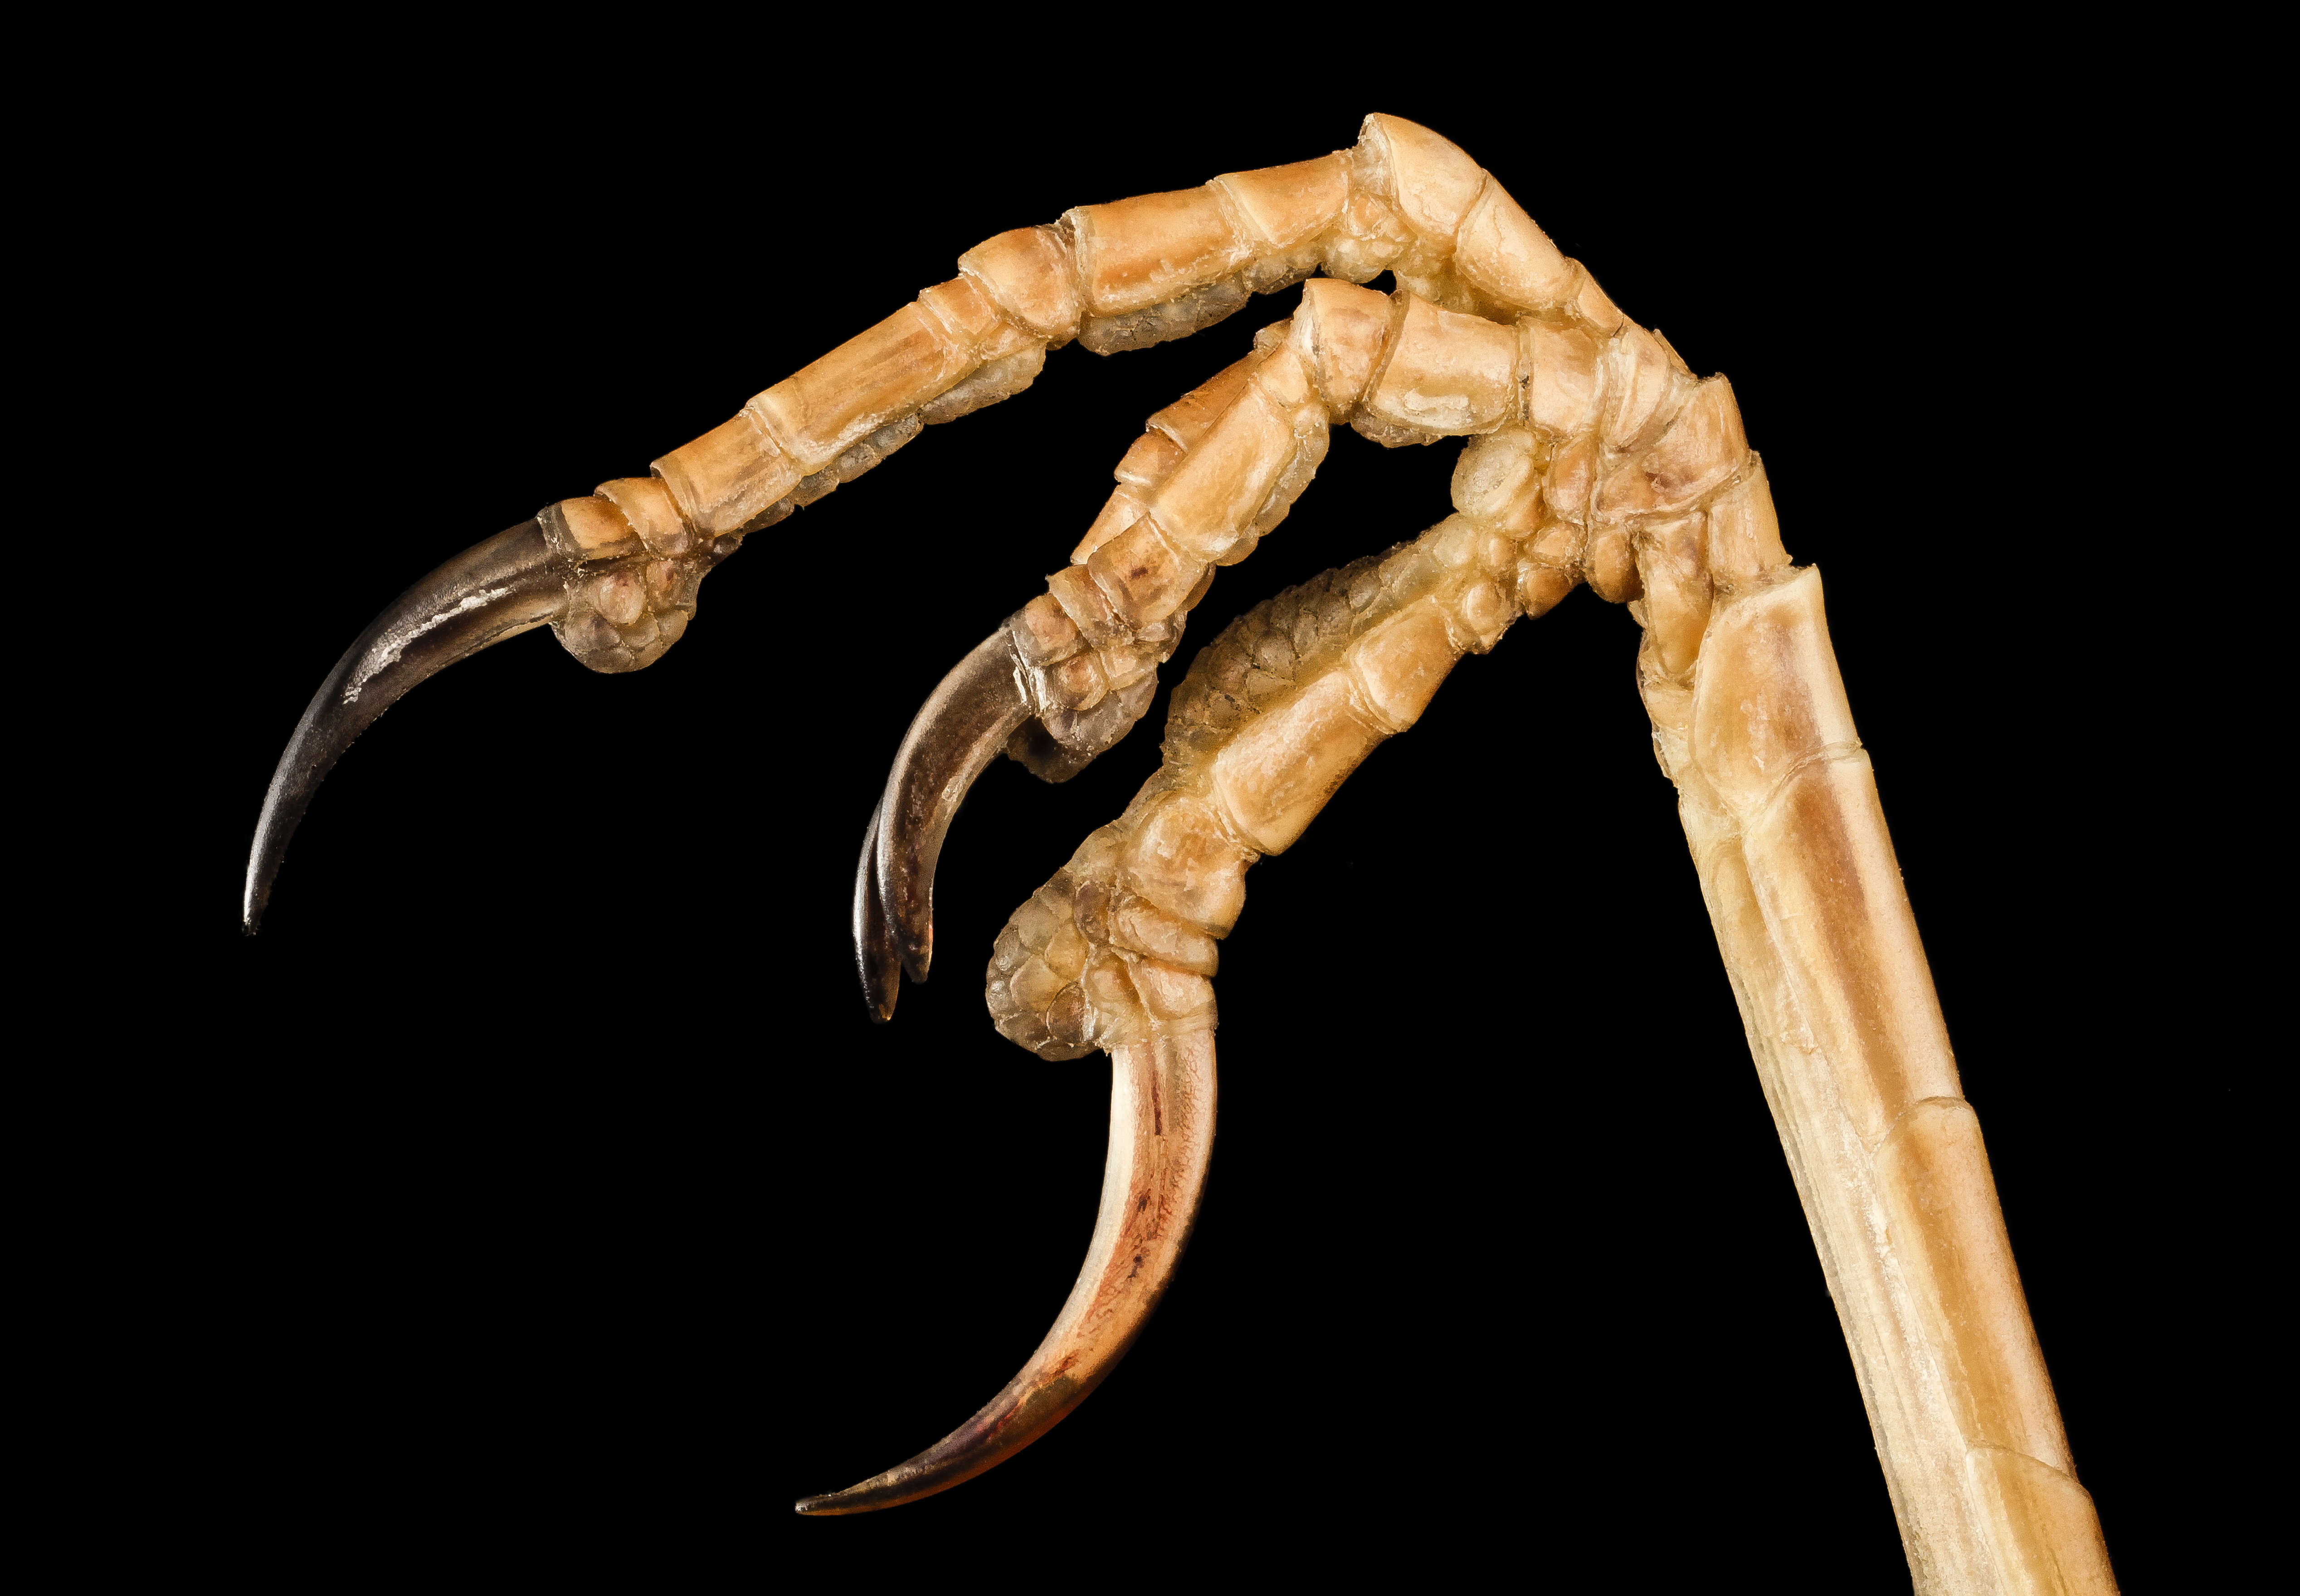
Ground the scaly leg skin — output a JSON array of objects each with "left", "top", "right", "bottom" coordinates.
[
  {"left": 804, "top": 502, "right": 1523, "bottom": 1517},
  {"left": 242, "top": 109, "right": 2111, "bottom": 1589},
  {"left": 1650, "top": 569, "right": 2118, "bottom": 1593},
  {"left": 832, "top": 355, "right": 2116, "bottom": 1593},
  {"left": 250, "top": 113, "right": 1610, "bottom": 940},
  {"left": 858, "top": 256, "right": 1628, "bottom": 1008}
]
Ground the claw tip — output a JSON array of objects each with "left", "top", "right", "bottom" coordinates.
[{"left": 853, "top": 802, "right": 907, "bottom": 1023}]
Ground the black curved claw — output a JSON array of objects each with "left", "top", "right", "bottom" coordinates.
[
  {"left": 853, "top": 795, "right": 901, "bottom": 1022},
  {"left": 243, "top": 520, "right": 568, "bottom": 934},
  {"left": 853, "top": 629, "right": 1034, "bottom": 1022}
]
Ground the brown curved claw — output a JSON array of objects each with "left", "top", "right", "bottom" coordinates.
[
  {"left": 795, "top": 1032, "right": 1216, "bottom": 1514},
  {"left": 853, "top": 628, "right": 1034, "bottom": 1021},
  {"left": 243, "top": 520, "right": 567, "bottom": 933}
]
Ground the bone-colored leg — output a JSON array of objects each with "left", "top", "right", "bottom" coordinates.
[
  {"left": 972, "top": 371, "right": 2117, "bottom": 1585},
  {"left": 246, "top": 111, "right": 2115, "bottom": 1586},
  {"left": 1649, "top": 559, "right": 2116, "bottom": 1594}
]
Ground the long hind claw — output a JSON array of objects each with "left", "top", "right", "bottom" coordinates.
[
  {"left": 853, "top": 628, "right": 1034, "bottom": 1020},
  {"left": 794, "top": 1032, "right": 1215, "bottom": 1513},
  {"left": 242, "top": 520, "right": 567, "bottom": 934}
]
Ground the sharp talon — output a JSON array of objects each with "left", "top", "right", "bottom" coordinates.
[
  {"left": 853, "top": 798, "right": 901, "bottom": 1022},
  {"left": 242, "top": 519, "right": 566, "bottom": 934},
  {"left": 853, "top": 628, "right": 1033, "bottom": 1009},
  {"left": 797, "top": 1035, "right": 1216, "bottom": 1513}
]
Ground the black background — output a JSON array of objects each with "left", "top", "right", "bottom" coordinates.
[{"left": 5, "top": 39, "right": 2263, "bottom": 1593}]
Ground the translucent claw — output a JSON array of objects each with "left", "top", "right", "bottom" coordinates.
[
  {"left": 795, "top": 1032, "right": 1215, "bottom": 1513},
  {"left": 854, "top": 628, "right": 1034, "bottom": 1017},
  {"left": 242, "top": 520, "right": 567, "bottom": 934}
]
